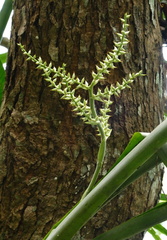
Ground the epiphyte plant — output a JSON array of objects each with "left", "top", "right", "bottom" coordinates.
[{"left": 18, "top": 13, "right": 144, "bottom": 199}]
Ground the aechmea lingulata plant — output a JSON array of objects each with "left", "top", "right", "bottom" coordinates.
[{"left": 18, "top": 13, "right": 144, "bottom": 200}]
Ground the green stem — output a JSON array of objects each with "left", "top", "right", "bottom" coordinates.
[
  {"left": 81, "top": 136, "right": 106, "bottom": 199},
  {"left": 81, "top": 85, "right": 106, "bottom": 199},
  {"left": 89, "top": 84, "right": 97, "bottom": 118}
]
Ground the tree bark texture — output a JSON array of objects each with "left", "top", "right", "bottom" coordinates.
[{"left": 0, "top": 0, "right": 164, "bottom": 239}]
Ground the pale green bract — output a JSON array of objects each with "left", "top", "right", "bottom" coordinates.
[{"left": 18, "top": 13, "right": 144, "bottom": 198}]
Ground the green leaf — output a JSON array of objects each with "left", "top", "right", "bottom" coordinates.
[
  {"left": 148, "top": 228, "right": 162, "bottom": 240},
  {"left": 0, "top": 52, "right": 7, "bottom": 64},
  {"left": 160, "top": 194, "right": 167, "bottom": 202},
  {"left": 0, "top": 61, "right": 5, "bottom": 103},
  {"left": 0, "top": 0, "right": 12, "bottom": 42},
  {"left": 157, "top": 143, "right": 167, "bottom": 167},
  {"left": 93, "top": 203, "right": 167, "bottom": 240},
  {"left": 153, "top": 223, "right": 167, "bottom": 236},
  {"left": 44, "top": 119, "right": 167, "bottom": 240},
  {"left": 112, "top": 132, "right": 145, "bottom": 169},
  {"left": 105, "top": 132, "right": 166, "bottom": 203},
  {"left": 101, "top": 132, "right": 160, "bottom": 203}
]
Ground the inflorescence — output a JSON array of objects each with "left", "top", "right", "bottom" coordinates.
[{"left": 18, "top": 13, "right": 144, "bottom": 140}]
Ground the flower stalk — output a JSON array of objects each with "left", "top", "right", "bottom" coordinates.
[{"left": 18, "top": 13, "right": 144, "bottom": 200}]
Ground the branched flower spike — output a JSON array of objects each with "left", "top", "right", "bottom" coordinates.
[{"left": 18, "top": 13, "right": 144, "bottom": 199}]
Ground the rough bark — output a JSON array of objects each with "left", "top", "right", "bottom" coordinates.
[{"left": 0, "top": 0, "right": 164, "bottom": 239}]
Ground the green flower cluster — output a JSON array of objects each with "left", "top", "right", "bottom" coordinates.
[
  {"left": 18, "top": 14, "right": 143, "bottom": 140},
  {"left": 19, "top": 13, "right": 145, "bottom": 198}
]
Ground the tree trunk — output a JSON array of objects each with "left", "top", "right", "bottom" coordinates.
[{"left": 0, "top": 0, "right": 164, "bottom": 239}]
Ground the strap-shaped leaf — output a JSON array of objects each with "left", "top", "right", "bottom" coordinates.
[
  {"left": 0, "top": 0, "right": 12, "bottom": 42},
  {"left": 93, "top": 203, "right": 167, "bottom": 240}
]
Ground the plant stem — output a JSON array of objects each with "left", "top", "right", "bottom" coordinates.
[
  {"left": 81, "top": 135, "right": 106, "bottom": 199},
  {"left": 89, "top": 83, "right": 97, "bottom": 119},
  {"left": 81, "top": 85, "right": 107, "bottom": 199}
]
